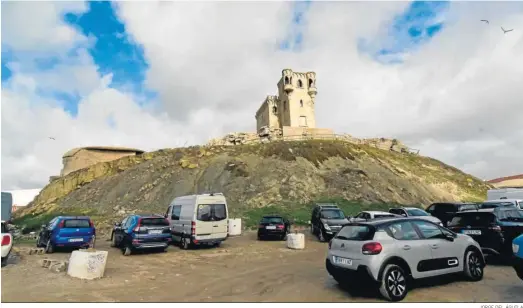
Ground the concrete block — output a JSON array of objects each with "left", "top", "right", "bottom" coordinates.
[
  {"left": 67, "top": 249, "right": 108, "bottom": 280},
  {"left": 49, "top": 261, "right": 68, "bottom": 273}
]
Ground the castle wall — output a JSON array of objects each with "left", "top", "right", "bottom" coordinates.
[
  {"left": 278, "top": 71, "right": 316, "bottom": 129},
  {"left": 61, "top": 149, "right": 140, "bottom": 177}
]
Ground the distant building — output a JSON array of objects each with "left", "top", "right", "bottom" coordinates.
[
  {"left": 487, "top": 174, "right": 523, "bottom": 188},
  {"left": 59, "top": 146, "right": 145, "bottom": 177},
  {"left": 3, "top": 189, "right": 42, "bottom": 212}
]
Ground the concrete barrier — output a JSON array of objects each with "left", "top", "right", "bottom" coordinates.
[{"left": 67, "top": 249, "right": 108, "bottom": 280}]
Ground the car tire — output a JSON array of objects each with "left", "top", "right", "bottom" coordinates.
[
  {"left": 310, "top": 224, "right": 314, "bottom": 235},
  {"left": 463, "top": 249, "right": 484, "bottom": 281},
  {"left": 180, "top": 237, "right": 191, "bottom": 250},
  {"left": 36, "top": 235, "right": 42, "bottom": 248},
  {"left": 110, "top": 234, "right": 117, "bottom": 248},
  {"left": 318, "top": 230, "right": 326, "bottom": 242},
  {"left": 257, "top": 234, "right": 263, "bottom": 241},
  {"left": 123, "top": 245, "right": 132, "bottom": 256},
  {"left": 280, "top": 233, "right": 287, "bottom": 241},
  {"left": 45, "top": 240, "right": 54, "bottom": 254},
  {"left": 1, "top": 257, "right": 7, "bottom": 267},
  {"left": 379, "top": 264, "right": 408, "bottom": 302}
]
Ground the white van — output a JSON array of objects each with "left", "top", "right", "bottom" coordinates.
[{"left": 165, "top": 193, "right": 229, "bottom": 249}]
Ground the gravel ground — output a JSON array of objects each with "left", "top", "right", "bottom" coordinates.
[{"left": 2, "top": 232, "right": 522, "bottom": 303}]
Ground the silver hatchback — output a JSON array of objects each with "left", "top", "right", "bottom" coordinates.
[{"left": 326, "top": 217, "right": 485, "bottom": 301}]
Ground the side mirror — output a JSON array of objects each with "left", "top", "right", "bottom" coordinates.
[
  {"left": 401, "top": 213, "right": 407, "bottom": 217},
  {"left": 444, "top": 233, "right": 455, "bottom": 242},
  {"left": 164, "top": 214, "right": 168, "bottom": 218},
  {"left": 114, "top": 222, "right": 121, "bottom": 227}
]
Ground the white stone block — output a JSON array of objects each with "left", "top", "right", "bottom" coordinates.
[
  {"left": 228, "top": 218, "right": 242, "bottom": 236},
  {"left": 67, "top": 249, "right": 108, "bottom": 280},
  {"left": 286, "top": 233, "right": 305, "bottom": 250}
]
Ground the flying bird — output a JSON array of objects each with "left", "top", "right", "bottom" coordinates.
[
  {"left": 501, "top": 26, "right": 514, "bottom": 34},
  {"left": 480, "top": 19, "right": 489, "bottom": 24},
  {"left": 48, "top": 137, "right": 55, "bottom": 140}
]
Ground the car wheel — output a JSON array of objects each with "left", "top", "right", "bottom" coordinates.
[
  {"left": 280, "top": 233, "right": 287, "bottom": 241},
  {"left": 110, "top": 234, "right": 117, "bottom": 248},
  {"left": 379, "top": 264, "right": 408, "bottom": 302},
  {"left": 180, "top": 237, "right": 191, "bottom": 250},
  {"left": 1, "top": 257, "right": 7, "bottom": 267},
  {"left": 318, "top": 230, "right": 326, "bottom": 242},
  {"left": 123, "top": 245, "right": 132, "bottom": 256},
  {"left": 463, "top": 249, "right": 484, "bottom": 281},
  {"left": 36, "top": 235, "right": 42, "bottom": 248},
  {"left": 45, "top": 240, "right": 54, "bottom": 254}
]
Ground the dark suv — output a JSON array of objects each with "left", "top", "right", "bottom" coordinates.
[
  {"left": 426, "top": 202, "right": 479, "bottom": 226},
  {"left": 111, "top": 214, "right": 171, "bottom": 256},
  {"left": 310, "top": 204, "right": 349, "bottom": 242},
  {"left": 447, "top": 208, "right": 523, "bottom": 258}
]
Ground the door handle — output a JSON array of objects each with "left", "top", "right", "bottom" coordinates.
[
  {"left": 403, "top": 245, "right": 411, "bottom": 250},
  {"left": 430, "top": 244, "right": 439, "bottom": 249},
  {"left": 213, "top": 225, "right": 219, "bottom": 227}
]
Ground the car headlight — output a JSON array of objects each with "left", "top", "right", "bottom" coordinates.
[
  {"left": 324, "top": 224, "right": 331, "bottom": 230},
  {"left": 514, "top": 244, "right": 520, "bottom": 254}
]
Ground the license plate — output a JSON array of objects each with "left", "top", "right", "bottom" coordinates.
[
  {"left": 266, "top": 226, "right": 276, "bottom": 230},
  {"left": 68, "top": 238, "right": 83, "bottom": 242},
  {"left": 149, "top": 230, "right": 162, "bottom": 234},
  {"left": 462, "top": 230, "right": 482, "bottom": 235},
  {"left": 333, "top": 256, "right": 353, "bottom": 266}
]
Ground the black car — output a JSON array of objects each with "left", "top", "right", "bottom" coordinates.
[
  {"left": 426, "top": 202, "right": 479, "bottom": 226},
  {"left": 447, "top": 208, "right": 523, "bottom": 259},
  {"left": 310, "top": 204, "right": 349, "bottom": 242},
  {"left": 110, "top": 214, "right": 171, "bottom": 256},
  {"left": 257, "top": 215, "right": 291, "bottom": 240}
]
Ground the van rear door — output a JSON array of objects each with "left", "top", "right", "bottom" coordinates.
[{"left": 195, "top": 202, "right": 228, "bottom": 240}]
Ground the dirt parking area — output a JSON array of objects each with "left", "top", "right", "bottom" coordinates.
[{"left": 2, "top": 232, "right": 523, "bottom": 302}]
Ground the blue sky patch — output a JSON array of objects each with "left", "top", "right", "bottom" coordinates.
[
  {"left": 361, "top": 0, "right": 449, "bottom": 64},
  {"left": 280, "top": 0, "right": 312, "bottom": 52}
]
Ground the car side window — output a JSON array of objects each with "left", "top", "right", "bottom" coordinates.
[
  {"left": 48, "top": 218, "right": 58, "bottom": 229},
  {"left": 387, "top": 222, "right": 420, "bottom": 240},
  {"left": 121, "top": 217, "right": 129, "bottom": 227},
  {"left": 171, "top": 205, "right": 182, "bottom": 220},
  {"left": 354, "top": 212, "right": 363, "bottom": 219},
  {"left": 413, "top": 221, "right": 444, "bottom": 239},
  {"left": 426, "top": 205, "right": 435, "bottom": 213}
]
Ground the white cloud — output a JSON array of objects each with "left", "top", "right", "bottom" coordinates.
[{"left": 1, "top": 1, "right": 522, "bottom": 190}]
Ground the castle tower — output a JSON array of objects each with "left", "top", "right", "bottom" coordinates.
[{"left": 277, "top": 69, "right": 317, "bottom": 129}]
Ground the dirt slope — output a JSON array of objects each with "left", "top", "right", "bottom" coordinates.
[{"left": 14, "top": 140, "right": 491, "bottom": 233}]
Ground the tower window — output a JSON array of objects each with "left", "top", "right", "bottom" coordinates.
[
  {"left": 272, "top": 106, "right": 277, "bottom": 114},
  {"left": 300, "top": 100, "right": 303, "bottom": 107},
  {"left": 297, "top": 79, "right": 303, "bottom": 88},
  {"left": 309, "top": 79, "right": 313, "bottom": 87},
  {"left": 284, "top": 76, "right": 289, "bottom": 84}
]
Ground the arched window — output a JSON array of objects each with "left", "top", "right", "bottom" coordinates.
[
  {"left": 309, "top": 79, "right": 313, "bottom": 87},
  {"left": 297, "top": 79, "right": 303, "bottom": 87},
  {"left": 300, "top": 100, "right": 303, "bottom": 107},
  {"left": 272, "top": 106, "right": 277, "bottom": 114},
  {"left": 284, "top": 76, "right": 289, "bottom": 84}
]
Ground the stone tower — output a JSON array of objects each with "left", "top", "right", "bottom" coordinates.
[{"left": 255, "top": 68, "right": 319, "bottom": 133}]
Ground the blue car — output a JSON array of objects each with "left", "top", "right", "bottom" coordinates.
[
  {"left": 36, "top": 216, "right": 96, "bottom": 253},
  {"left": 514, "top": 234, "right": 523, "bottom": 280},
  {"left": 110, "top": 214, "right": 171, "bottom": 256}
]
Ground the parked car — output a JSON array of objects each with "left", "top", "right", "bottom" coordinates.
[
  {"left": 389, "top": 207, "right": 443, "bottom": 226},
  {"left": 425, "top": 202, "right": 479, "bottom": 226},
  {"left": 478, "top": 199, "right": 522, "bottom": 210},
  {"left": 447, "top": 208, "right": 523, "bottom": 259},
  {"left": 36, "top": 216, "right": 95, "bottom": 253},
  {"left": 513, "top": 234, "right": 523, "bottom": 280},
  {"left": 1, "top": 221, "right": 13, "bottom": 267},
  {"left": 326, "top": 217, "right": 485, "bottom": 302},
  {"left": 165, "top": 193, "right": 228, "bottom": 249},
  {"left": 349, "top": 211, "right": 400, "bottom": 223},
  {"left": 310, "top": 204, "right": 349, "bottom": 242},
  {"left": 257, "top": 215, "right": 291, "bottom": 240},
  {"left": 111, "top": 214, "right": 171, "bottom": 256}
]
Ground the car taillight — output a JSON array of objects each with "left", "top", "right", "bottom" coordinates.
[
  {"left": 89, "top": 220, "right": 94, "bottom": 228},
  {"left": 1, "top": 235, "right": 11, "bottom": 246},
  {"left": 489, "top": 225, "right": 502, "bottom": 232},
  {"left": 191, "top": 221, "right": 196, "bottom": 236},
  {"left": 362, "top": 242, "right": 383, "bottom": 255},
  {"left": 259, "top": 224, "right": 264, "bottom": 229},
  {"left": 277, "top": 224, "right": 284, "bottom": 230},
  {"left": 133, "top": 219, "right": 142, "bottom": 232}
]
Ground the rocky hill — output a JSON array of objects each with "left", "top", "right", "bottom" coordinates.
[{"left": 13, "top": 140, "right": 491, "bottom": 235}]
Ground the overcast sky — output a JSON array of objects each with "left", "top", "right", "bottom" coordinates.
[{"left": 2, "top": 1, "right": 522, "bottom": 190}]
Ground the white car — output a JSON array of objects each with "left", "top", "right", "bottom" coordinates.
[
  {"left": 350, "top": 211, "right": 400, "bottom": 223},
  {"left": 389, "top": 207, "right": 444, "bottom": 226},
  {"left": 1, "top": 221, "right": 13, "bottom": 267}
]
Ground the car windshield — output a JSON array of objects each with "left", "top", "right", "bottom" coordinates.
[
  {"left": 448, "top": 213, "right": 495, "bottom": 227},
  {"left": 406, "top": 208, "right": 429, "bottom": 216},
  {"left": 320, "top": 209, "right": 345, "bottom": 219},
  {"left": 63, "top": 219, "right": 90, "bottom": 228},
  {"left": 375, "top": 214, "right": 396, "bottom": 219},
  {"left": 1, "top": 222, "right": 7, "bottom": 233},
  {"left": 479, "top": 202, "right": 515, "bottom": 209},
  {"left": 335, "top": 225, "right": 373, "bottom": 241},
  {"left": 261, "top": 217, "right": 283, "bottom": 224},
  {"left": 197, "top": 204, "right": 227, "bottom": 221},
  {"left": 498, "top": 210, "right": 523, "bottom": 222},
  {"left": 140, "top": 217, "right": 169, "bottom": 226}
]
